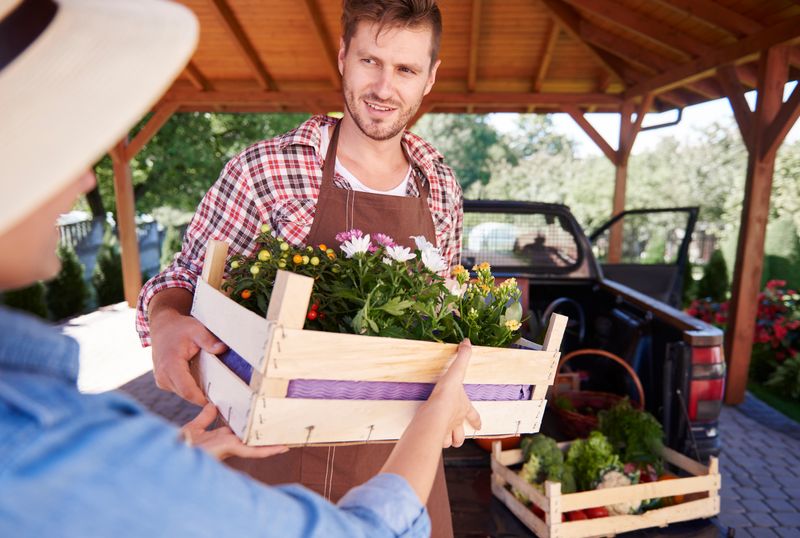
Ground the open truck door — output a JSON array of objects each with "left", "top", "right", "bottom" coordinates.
[{"left": 590, "top": 207, "right": 699, "bottom": 309}]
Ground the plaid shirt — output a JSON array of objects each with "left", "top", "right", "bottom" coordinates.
[{"left": 136, "top": 115, "right": 463, "bottom": 345}]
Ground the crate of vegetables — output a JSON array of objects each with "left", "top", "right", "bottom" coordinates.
[
  {"left": 490, "top": 401, "right": 720, "bottom": 537},
  {"left": 189, "top": 229, "right": 567, "bottom": 446}
]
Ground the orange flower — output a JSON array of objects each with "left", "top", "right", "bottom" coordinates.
[
  {"left": 241, "top": 289, "right": 252, "bottom": 299},
  {"left": 293, "top": 254, "right": 303, "bottom": 264}
]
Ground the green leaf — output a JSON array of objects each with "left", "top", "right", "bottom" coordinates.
[{"left": 375, "top": 298, "right": 415, "bottom": 316}]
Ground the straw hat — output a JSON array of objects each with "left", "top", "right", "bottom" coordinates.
[{"left": 0, "top": 0, "right": 198, "bottom": 234}]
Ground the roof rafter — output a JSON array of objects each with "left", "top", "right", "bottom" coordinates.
[
  {"left": 209, "top": 0, "right": 276, "bottom": 91},
  {"left": 301, "top": 0, "right": 341, "bottom": 90},
  {"left": 624, "top": 14, "right": 800, "bottom": 99},
  {"left": 533, "top": 20, "right": 559, "bottom": 92},
  {"left": 184, "top": 61, "right": 212, "bottom": 91},
  {"left": 717, "top": 65, "right": 754, "bottom": 151},
  {"left": 467, "top": 0, "right": 482, "bottom": 92},
  {"left": 564, "top": 0, "right": 712, "bottom": 58}
]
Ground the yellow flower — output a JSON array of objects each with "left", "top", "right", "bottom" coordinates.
[
  {"left": 302, "top": 255, "right": 310, "bottom": 265},
  {"left": 478, "top": 262, "right": 491, "bottom": 271},
  {"left": 451, "top": 265, "right": 467, "bottom": 277},
  {"left": 292, "top": 254, "right": 303, "bottom": 265},
  {"left": 257, "top": 249, "right": 271, "bottom": 262},
  {"left": 504, "top": 319, "right": 521, "bottom": 331},
  {"left": 279, "top": 242, "right": 289, "bottom": 252},
  {"left": 250, "top": 265, "right": 260, "bottom": 275},
  {"left": 310, "top": 256, "right": 320, "bottom": 266},
  {"left": 260, "top": 223, "right": 270, "bottom": 233},
  {"left": 230, "top": 260, "right": 240, "bottom": 269},
  {"left": 278, "top": 260, "right": 286, "bottom": 269},
  {"left": 318, "top": 244, "right": 327, "bottom": 251},
  {"left": 500, "top": 277, "right": 517, "bottom": 289}
]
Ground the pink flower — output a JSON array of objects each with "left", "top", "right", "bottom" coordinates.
[
  {"left": 335, "top": 229, "right": 364, "bottom": 243},
  {"left": 372, "top": 233, "right": 396, "bottom": 248},
  {"left": 773, "top": 323, "right": 788, "bottom": 342}
]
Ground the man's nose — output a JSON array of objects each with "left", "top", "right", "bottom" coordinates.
[{"left": 372, "top": 68, "right": 394, "bottom": 100}]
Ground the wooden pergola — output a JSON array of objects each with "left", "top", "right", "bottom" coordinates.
[{"left": 111, "top": 0, "right": 800, "bottom": 405}]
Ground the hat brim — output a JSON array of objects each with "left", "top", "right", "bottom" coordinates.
[{"left": 0, "top": 0, "right": 198, "bottom": 233}]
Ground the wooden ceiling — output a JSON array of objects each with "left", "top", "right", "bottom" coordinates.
[{"left": 156, "top": 0, "right": 800, "bottom": 116}]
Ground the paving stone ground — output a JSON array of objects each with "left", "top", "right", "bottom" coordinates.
[{"left": 68, "top": 305, "right": 800, "bottom": 537}]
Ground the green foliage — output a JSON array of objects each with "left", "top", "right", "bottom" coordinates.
[
  {"left": 565, "top": 431, "right": 621, "bottom": 491},
  {"left": 598, "top": 399, "right": 664, "bottom": 470},
  {"left": 160, "top": 225, "right": 184, "bottom": 269},
  {"left": 2, "top": 281, "right": 48, "bottom": 319},
  {"left": 519, "top": 434, "right": 574, "bottom": 493},
  {"left": 94, "top": 113, "right": 310, "bottom": 216},
  {"left": 764, "top": 355, "right": 800, "bottom": 400},
  {"left": 695, "top": 249, "right": 729, "bottom": 301},
  {"left": 92, "top": 229, "right": 124, "bottom": 306},
  {"left": 46, "top": 245, "right": 89, "bottom": 320}
]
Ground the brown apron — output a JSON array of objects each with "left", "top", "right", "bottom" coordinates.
[{"left": 228, "top": 121, "right": 453, "bottom": 537}]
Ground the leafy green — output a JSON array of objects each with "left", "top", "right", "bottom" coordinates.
[
  {"left": 598, "top": 399, "right": 664, "bottom": 470},
  {"left": 565, "top": 431, "right": 621, "bottom": 491},
  {"left": 518, "top": 434, "right": 576, "bottom": 494}
]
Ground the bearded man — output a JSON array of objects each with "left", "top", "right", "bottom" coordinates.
[{"left": 136, "top": 1, "right": 461, "bottom": 536}]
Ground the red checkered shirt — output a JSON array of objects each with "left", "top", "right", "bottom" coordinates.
[{"left": 136, "top": 115, "right": 463, "bottom": 345}]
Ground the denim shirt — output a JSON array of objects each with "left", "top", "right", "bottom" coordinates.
[{"left": 0, "top": 307, "right": 430, "bottom": 537}]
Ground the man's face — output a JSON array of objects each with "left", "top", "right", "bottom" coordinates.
[{"left": 339, "top": 21, "right": 440, "bottom": 141}]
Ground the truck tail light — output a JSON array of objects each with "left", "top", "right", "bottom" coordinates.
[{"left": 688, "top": 346, "right": 725, "bottom": 422}]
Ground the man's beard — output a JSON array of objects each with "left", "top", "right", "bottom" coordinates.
[{"left": 343, "top": 86, "right": 422, "bottom": 141}]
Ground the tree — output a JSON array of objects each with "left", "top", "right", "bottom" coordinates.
[
  {"left": 2, "top": 282, "right": 48, "bottom": 319},
  {"left": 94, "top": 113, "right": 310, "bottom": 216},
  {"left": 46, "top": 245, "right": 89, "bottom": 320},
  {"left": 695, "top": 249, "right": 729, "bottom": 301},
  {"left": 92, "top": 229, "right": 124, "bottom": 306}
]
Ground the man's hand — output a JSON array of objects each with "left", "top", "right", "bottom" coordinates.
[
  {"left": 149, "top": 289, "right": 227, "bottom": 405},
  {"left": 180, "top": 404, "right": 289, "bottom": 460},
  {"left": 426, "top": 339, "right": 481, "bottom": 448}
]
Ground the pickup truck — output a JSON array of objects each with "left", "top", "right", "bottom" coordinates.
[{"left": 460, "top": 200, "right": 725, "bottom": 462}]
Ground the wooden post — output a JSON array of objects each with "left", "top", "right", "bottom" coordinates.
[
  {"left": 724, "top": 45, "right": 796, "bottom": 404},
  {"left": 110, "top": 138, "right": 142, "bottom": 307}
]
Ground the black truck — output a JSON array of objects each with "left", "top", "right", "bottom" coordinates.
[{"left": 461, "top": 200, "right": 726, "bottom": 462}]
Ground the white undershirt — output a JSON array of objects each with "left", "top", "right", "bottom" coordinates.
[{"left": 320, "top": 125, "right": 411, "bottom": 197}]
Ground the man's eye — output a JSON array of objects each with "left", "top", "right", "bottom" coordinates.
[
  {"left": 399, "top": 67, "right": 416, "bottom": 75},
  {"left": 362, "top": 58, "right": 375, "bottom": 65}
]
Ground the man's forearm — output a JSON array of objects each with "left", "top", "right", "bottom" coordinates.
[{"left": 148, "top": 287, "right": 194, "bottom": 324}]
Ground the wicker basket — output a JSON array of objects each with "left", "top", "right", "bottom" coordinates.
[{"left": 551, "top": 349, "right": 644, "bottom": 439}]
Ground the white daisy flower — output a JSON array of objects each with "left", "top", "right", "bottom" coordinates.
[
  {"left": 386, "top": 245, "right": 416, "bottom": 263},
  {"left": 411, "top": 235, "right": 436, "bottom": 252},
  {"left": 421, "top": 248, "right": 448, "bottom": 273},
  {"left": 340, "top": 234, "right": 372, "bottom": 258}
]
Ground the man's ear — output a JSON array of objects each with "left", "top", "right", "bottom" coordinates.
[
  {"left": 338, "top": 37, "right": 346, "bottom": 76},
  {"left": 423, "top": 58, "right": 441, "bottom": 96}
]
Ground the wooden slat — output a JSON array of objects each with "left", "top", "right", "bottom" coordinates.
[
  {"left": 301, "top": 0, "right": 341, "bottom": 90},
  {"left": 542, "top": 312, "right": 568, "bottom": 353},
  {"left": 565, "top": 106, "right": 617, "bottom": 162},
  {"left": 199, "top": 239, "right": 228, "bottom": 291},
  {"left": 109, "top": 141, "right": 142, "bottom": 307},
  {"left": 126, "top": 102, "right": 179, "bottom": 160},
  {"left": 184, "top": 61, "right": 212, "bottom": 91},
  {"left": 625, "top": 15, "right": 800, "bottom": 98},
  {"left": 717, "top": 64, "right": 754, "bottom": 151},
  {"left": 249, "top": 399, "right": 546, "bottom": 445},
  {"left": 192, "top": 279, "right": 273, "bottom": 369},
  {"left": 467, "top": 0, "right": 482, "bottom": 92},
  {"left": 763, "top": 80, "right": 800, "bottom": 158},
  {"left": 209, "top": 0, "right": 276, "bottom": 91},
  {"left": 265, "top": 270, "right": 314, "bottom": 330},
  {"left": 533, "top": 20, "right": 560, "bottom": 93},
  {"left": 491, "top": 457, "right": 551, "bottom": 510},
  {"left": 565, "top": 0, "right": 711, "bottom": 58},
  {"left": 192, "top": 350, "right": 255, "bottom": 440},
  {"left": 662, "top": 446, "right": 713, "bottom": 477},
  {"left": 656, "top": 0, "right": 760, "bottom": 36},
  {"left": 266, "top": 326, "right": 558, "bottom": 385},
  {"left": 491, "top": 481, "right": 551, "bottom": 538}
]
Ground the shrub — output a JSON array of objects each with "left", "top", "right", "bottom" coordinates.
[
  {"left": 2, "top": 281, "right": 48, "bottom": 319},
  {"left": 92, "top": 229, "right": 124, "bottom": 306},
  {"left": 695, "top": 249, "right": 729, "bottom": 302},
  {"left": 46, "top": 245, "right": 89, "bottom": 320},
  {"left": 765, "top": 355, "right": 800, "bottom": 400}
]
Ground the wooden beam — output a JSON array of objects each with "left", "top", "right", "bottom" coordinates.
[
  {"left": 160, "top": 88, "right": 624, "bottom": 108},
  {"left": 467, "top": 0, "right": 482, "bottom": 92},
  {"left": 717, "top": 65, "right": 753, "bottom": 151},
  {"left": 125, "top": 102, "right": 179, "bottom": 160},
  {"left": 301, "top": 0, "right": 341, "bottom": 90},
  {"left": 625, "top": 15, "right": 800, "bottom": 98},
  {"left": 184, "top": 61, "right": 212, "bottom": 91},
  {"left": 564, "top": 106, "right": 616, "bottom": 162},
  {"left": 655, "top": 0, "right": 760, "bottom": 37},
  {"left": 533, "top": 21, "right": 559, "bottom": 93},
  {"left": 762, "top": 81, "right": 800, "bottom": 158},
  {"left": 564, "top": 0, "right": 711, "bottom": 58},
  {"left": 539, "top": 0, "right": 633, "bottom": 86},
  {"left": 209, "top": 0, "right": 276, "bottom": 91},
  {"left": 725, "top": 45, "right": 790, "bottom": 405},
  {"left": 109, "top": 140, "right": 142, "bottom": 308}
]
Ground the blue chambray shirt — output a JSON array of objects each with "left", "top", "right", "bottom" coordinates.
[{"left": 0, "top": 307, "right": 430, "bottom": 537}]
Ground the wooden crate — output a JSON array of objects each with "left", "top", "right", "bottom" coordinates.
[
  {"left": 491, "top": 441, "right": 721, "bottom": 538},
  {"left": 188, "top": 240, "right": 568, "bottom": 446}
]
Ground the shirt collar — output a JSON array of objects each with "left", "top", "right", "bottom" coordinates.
[
  {"left": 279, "top": 115, "right": 445, "bottom": 174},
  {"left": 0, "top": 306, "right": 79, "bottom": 383}
]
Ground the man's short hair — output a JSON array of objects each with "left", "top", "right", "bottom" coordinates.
[{"left": 341, "top": 0, "right": 443, "bottom": 66}]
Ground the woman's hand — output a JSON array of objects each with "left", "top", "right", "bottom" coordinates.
[
  {"left": 424, "top": 339, "right": 482, "bottom": 448},
  {"left": 180, "top": 404, "right": 289, "bottom": 460}
]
